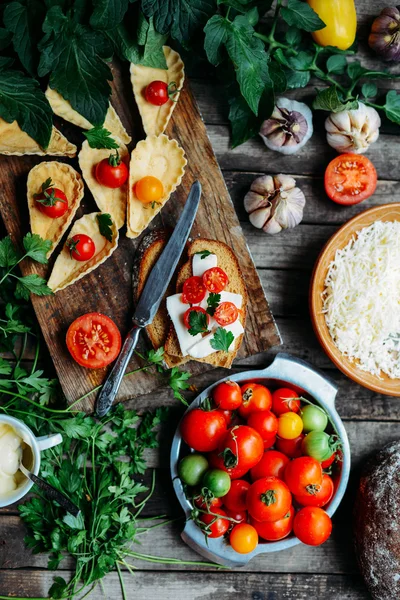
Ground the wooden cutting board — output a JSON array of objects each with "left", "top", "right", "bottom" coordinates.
[{"left": 0, "top": 63, "right": 280, "bottom": 413}]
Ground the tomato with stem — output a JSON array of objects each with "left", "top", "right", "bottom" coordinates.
[
  {"left": 199, "top": 507, "right": 230, "bottom": 538},
  {"left": 250, "top": 505, "right": 295, "bottom": 541},
  {"left": 285, "top": 456, "right": 323, "bottom": 496},
  {"left": 66, "top": 313, "right": 121, "bottom": 369},
  {"left": 271, "top": 388, "right": 300, "bottom": 415},
  {"left": 96, "top": 150, "right": 128, "bottom": 188},
  {"left": 247, "top": 476, "right": 292, "bottom": 522},
  {"left": 66, "top": 234, "right": 95, "bottom": 262},
  {"left": 216, "top": 425, "right": 264, "bottom": 474},
  {"left": 202, "top": 469, "right": 231, "bottom": 498},
  {"left": 239, "top": 383, "right": 272, "bottom": 418},
  {"left": 145, "top": 80, "right": 179, "bottom": 105},
  {"left": 180, "top": 405, "right": 227, "bottom": 453},
  {"left": 34, "top": 178, "right": 68, "bottom": 219},
  {"left": 213, "top": 380, "right": 242, "bottom": 411},
  {"left": 294, "top": 473, "right": 334, "bottom": 508}
]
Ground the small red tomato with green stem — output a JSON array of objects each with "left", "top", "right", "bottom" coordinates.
[
  {"left": 145, "top": 80, "right": 180, "bottom": 106},
  {"left": 95, "top": 150, "right": 128, "bottom": 189},
  {"left": 66, "top": 234, "right": 95, "bottom": 262},
  {"left": 34, "top": 177, "right": 68, "bottom": 219},
  {"left": 213, "top": 380, "right": 242, "bottom": 410}
]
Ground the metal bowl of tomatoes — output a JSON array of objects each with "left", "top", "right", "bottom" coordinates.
[{"left": 170, "top": 352, "right": 350, "bottom": 567}]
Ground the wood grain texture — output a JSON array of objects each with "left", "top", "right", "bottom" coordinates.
[{"left": 0, "top": 73, "right": 279, "bottom": 413}]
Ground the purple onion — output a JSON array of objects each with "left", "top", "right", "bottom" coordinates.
[{"left": 369, "top": 6, "right": 400, "bottom": 61}]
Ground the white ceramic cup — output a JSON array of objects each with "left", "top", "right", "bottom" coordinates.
[{"left": 0, "top": 414, "right": 63, "bottom": 508}]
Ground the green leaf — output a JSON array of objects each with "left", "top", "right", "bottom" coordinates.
[
  {"left": 283, "top": 67, "right": 310, "bottom": 89},
  {"left": 58, "top": 415, "right": 96, "bottom": 439},
  {"left": 14, "top": 275, "right": 53, "bottom": 300},
  {"left": 0, "top": 357, "right": 12, "bottom": 375},
  {"left": 286, "top": 50, "right": 314, "bottom": 71},
  {"left": 383, "top": 90, "right": 400, "bottom": 124},
  {"left": 210, "top": 327, "right": 235, "bottom": 352},
  {"left": 228, "top": 82, "right": 274, "bottom": 147},
  {"left": 195, "top": 250, "right": 212, "bottom": 259},
  {"left": 97, "top": 213, "right": 114, "bottom": 242},
  {"left": 281, "top": 0, "right": 325, "bottom": 32},
  {"left": 0, "top": 66, "right": 53, "bottom": 149},
  {"left": 168, "top": 367, "right": 191, "bottom": 404},
  {"left": 188, "top": 309, "right": 209, "bottom": 336},
  {"left": 347, "top": 60, "right": 368, "bottom": 81},
  {"left": 326, "top": 54, "right": 347, "bottom": 75},
  {"left": 38, "top": 6, "right": 112, "bottom": 126},
  {"left": 204, "top": 14, "right": 230, "bottom": 66},
  {"left": 23, "top": 233, "right": 52, "bottom": 263},
  {"left": 139, "top": 16, "right": 168, "bottom": 68},
  {"left": 362, "top": 82, "right": 377, "bottom": 99},
  {"left": 90, "top": 0, "right": 129, "bottom": 30},
  {"left": 48, "top": 576, "right": 68, "bottom": 600},
  {"left": 3, "top": 0, "right": 45, "bottom": 77},
  {"left": 206, "top": 292, "right": 221, "bottom": 316},
  {"left": 312, "top": 86, "right": 358, "bottom": 113},
  {"left": 285, "top": 27, "right": 302, "bottom": 45},
  {"left": 84, "top": 126, "right": 119, "bottom": 149},
  {"left": 269, "top": 61, "right": 287, "bottom": 94},
  {"left": 218, "top": 0, "right": 273, "bottom": 13},
  {"left": 0, "top": 236, "right": 19, "bottom": 268},
  {"left": 142, "top": 0, "right": 216, "bottom": 44},
  {"left": 62, "top": 512, "right": 85, "bottom": 530}
]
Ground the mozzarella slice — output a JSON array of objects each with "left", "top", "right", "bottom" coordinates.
[
  {"left": 187, "top": 320, "right": 244, "bottom": 359},
  {"left": 166, "top": 294, "right": 202, "bottom": 356},
  {"left": 192, "top": 253, "right": 217, "bottom": 277}
]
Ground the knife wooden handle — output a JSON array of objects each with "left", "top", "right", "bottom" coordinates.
[{"left": 95, "top": 325, "right": 142, "bottom": 417}]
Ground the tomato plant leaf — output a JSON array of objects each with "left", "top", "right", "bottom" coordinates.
[
  {"left": 140, "top": 16, "right": 168, "bottom": 68},
  {"left": 204, "top": 14, "right": 230, "bottom": 66},
  {"left": 326, "top": 54, "right": 347, "bottom": 75},
  {"left": 90, "top": 0, "right": 129, "bottom": 30},
  {"left": 217, "top": 0, "right": 273, "bottom": 13},
  {"left": 228, "top": 82, "right": 274, "bottom": 147},
  {"left": 3, "top": 0, "right": 45, "bottom": 77},
  {"left": 141, "top": 0, "right": 215, "bottom": 44},
  {"left": 281, "top": 0, "right": 325, "bottom": 32},
  {"left": 383, "top": 90, "right": 400, "bottom": 125},
  {"left": 0, "top": 63, "right": 53, "bottom": 148},
  {"left": 84, "top": 126, "right": 119, "bottom": 149},
  {"left": 210, "top": 327, "right": 235, "bottom": 352},
  {"left": 38, "top": 6, "right": 112, "bottom": 126},
  {"left": 362, "top": 82, "right": 377, "bottom": 99},
  {"left": 313, "top": 86, "right": 358, "bottom": 113},
  {"left": 97, "top": 213, "right": 114, "bottom": 242}
]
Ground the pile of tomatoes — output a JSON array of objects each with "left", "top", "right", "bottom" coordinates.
[{"left": 178, "top": 380, "right": 342, "bottom": 554}]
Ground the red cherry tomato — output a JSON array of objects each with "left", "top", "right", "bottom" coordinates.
[
  {"left": 183, "top": 306, "right": 209, "bottom": 331},
  {"left": 250, "top": 505, "right": 295, "bottom": 541},
  {"left": 217, "top": 425, "right": 264, "bottom": 472},
  {"left": 239, "top": 383, "right": 272, "bottom": 418},
  {"left": 324, "top": 154, "right": 377, "bottom": 205},
  {"left": 180, "top": 408, "right": 227, "bottom": 453},
  {"left": 222, "top": 479, "right": 251, "bottom": 512},
  {"left": 294, "top": 473, "right": 334, "bottom": 508},
  {"left": 208, "top": 451, "right": 249, "bottom": 480},
  {"left": 66, "top": 313, "right": 121, "bottom": 369},
  {"left": 95, "top": 151, "right": 128, "bottom": 189},
  {"left": 213, "top": 380, "right": 242, "bottom": 410},
  {"left": 246, "top": 476, "right": 292, "bottom": 523},
  {"left": 271, "top": 388, "right": 301, "bottom": 415},
  {"left": 145, "top": 80, "right": 169, "bottom": 106},
  {"left": 214, "top": 302, "right": 238, "bottom": 326},
  {"left": 276, "top": 434, "right": 305, "bottom": 459},
  {"left": 35, "top": 186, "right": 68, "bottom": 219},
  {"left": 250, "top": 450, "right": 290, "bottom": 482},
  {"left": 247, "top": 411, "right": 278, "bottom": 448},
  {"left": 193, "top": 493, "right": 223, "bottom": 511},
  {"left": 293, "top": 506, "right": 332, "bottom": 546},
  {"left": 285, "top": 457, "right": 323, "bottom": 496},
  {"left": 202, "top": 267, "right": 229, "bottom": 293},
  {"left": 66, "top": 234, "right": 95, "bottom": 262},
  {"left": 225, "top": 508, "right": 247, "bottom": 524},
  {"left": 200, "top": 507, "right": 230, "bottom": 538},
  {"left": 182, "top": 276, "right": 206, "bottom": 304},
  {"left": 229, "top": 523, "right": 258, "bottom": 554},
  {"left": 321, "top": 453, "right": 336, "bottom": 469}
]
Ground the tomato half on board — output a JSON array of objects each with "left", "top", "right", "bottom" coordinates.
[
  {"left": 66, "top": 313, "right": 122, "bottom": 369},
  {"left": 324, "top": 154, "right": 377, "bottom": 205}
]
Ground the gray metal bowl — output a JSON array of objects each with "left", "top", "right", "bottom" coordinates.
[{"left": 170, "top": 352, "right": 351, "bottom": 567}]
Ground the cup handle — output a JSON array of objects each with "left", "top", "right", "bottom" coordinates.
[{"left": 36, "top": 433, "right": 63, "bottom": 451}]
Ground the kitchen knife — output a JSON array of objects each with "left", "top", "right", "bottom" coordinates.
[{"left": 95, "top": 181, "right": 202, "bottom": 417}]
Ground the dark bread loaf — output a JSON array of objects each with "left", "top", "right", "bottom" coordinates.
[{"left": 354, "top": 441, "right": 400, "bottom": 600}]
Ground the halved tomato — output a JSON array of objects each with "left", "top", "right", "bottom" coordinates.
[
  {"left": 214, "top": 302, "right": 238, "bottom": 326},
  {"left": 182, "top": 276, "right": 206, "bottom": 304},
  {"left": 203, "top": 267, "right": 229, "bottom": 293},
  {"left": 66, "top": 313, "right": 121, "bottom": 369},
  {"left": 324, "top": 154, "right": 377, "bottom": 205}
]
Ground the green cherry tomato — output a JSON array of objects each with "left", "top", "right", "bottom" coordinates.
[
  {"left": 301, "top": 405, "right": 328, "bottom": 433},
  {"left": 301, "top": 431, "right": 337, "bottom": 462},
  {"left": 202, "top": 468, "right": 231, "bottom": 498},
  {"left": 178, "top": 454, "right": 209, "bottom": 487}
]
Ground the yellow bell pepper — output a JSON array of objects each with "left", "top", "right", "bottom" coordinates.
[{"left": 307, "top": 0, "right": 357, "bottom": 51}]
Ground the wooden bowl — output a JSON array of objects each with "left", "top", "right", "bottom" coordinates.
[{"left": 310, "top": 203, "right": 400, "bottom": 397}]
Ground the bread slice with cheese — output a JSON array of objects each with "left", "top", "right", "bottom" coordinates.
[
  {"left": 164, "top": 238, "right": 247, "bottom": 368},
  {"left": 133, "top": 230, "right": 189, "bottom": 368}
]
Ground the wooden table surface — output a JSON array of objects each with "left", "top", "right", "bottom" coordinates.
[{"left": 1, "top": 1, "right": 400, "bottom": 597}]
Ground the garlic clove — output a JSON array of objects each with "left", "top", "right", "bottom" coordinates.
[
  {"left": 271, "top": 186, "right": 305, "bottom": 230},
  {"left": 365, "top": 106, "right": 381, "bottom": 132},
  {"left": 263, "top": 217, "right": 282, "bottom": 235},
  {"left": 326, "top": 111, "right": 351, "bottom": 134},
  {"left": 274, "top": 173, "right": 296, "bottom": 191},
  {"left": 326, "top": 132, "right": 352, "bottom": 151},
  {"left": 250, "top": 175, "right": 275, "bottom": 196},
  {"left": 249, "top": 206, "right": 272, "bottom": 229},
  {"left": 244, "top": 191, "right": 268, "bottom": 213},
  {"left": 348, "top": 103, "right": 369, "bottom": 132}
]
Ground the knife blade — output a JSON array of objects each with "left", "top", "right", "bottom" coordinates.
[{"left": 95, "top": 181, "right": 202, "bottom": 417}]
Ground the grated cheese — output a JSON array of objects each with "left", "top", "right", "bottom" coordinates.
[{"left": 322, "top": 220, "right": 400, "bottom": 379}]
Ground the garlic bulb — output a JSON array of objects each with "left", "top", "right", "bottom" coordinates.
[
  {"left": 259, "top": 97, "right": 313, "bottom": 155},
  {"left": 325, "top": 102, "right": 381, "bottom": 154},
  {"left": 244, "top": 174, "right": 306, "bottom": 235}
]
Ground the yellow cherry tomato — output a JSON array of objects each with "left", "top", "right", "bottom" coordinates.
[
  {"left": 277, "top": 412, "right": 303, "bottom": 440},
  {"left": 230, "top": 523, "right": 258, "bottom": 554},
  {"left": 307, "top": 0, "right": 357, "bottom": 51},
  {"left": 134, "top": 176, "right": 164, "bottom": 204}
]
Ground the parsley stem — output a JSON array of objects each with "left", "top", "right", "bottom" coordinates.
[
  {"left": 136, "top": 516, "right": 183, "bottom": 535},
  {"left": 119, "top": 550, "right": 226, "bottom": 569},
  {"left": 31, "top": 336, "right": 40, "bottom": 374},
  {"left": 116, "top": 562, "right": 127, "bottom": 600}
]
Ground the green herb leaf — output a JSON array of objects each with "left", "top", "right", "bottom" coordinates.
[
  {"left": 90, "top": 0, "right": 129, "bottom": 30},
  {"left": 228, "top": 84, "right": 274, "bottom": 147},
  {"left": 97, "top": 213, "right": 114, "bottom": 242},
  {"left": 362, "top": 82, "right": 377, "bottom": 98},
  {"left": 206, "top": 292, "right": 221, "bottom": 316},
  {"left": 313, "top": 86, "right": 358, "bottom": 113},
  {"left": 281, "top": 0, "right": 325, "bottom": 32},
  {"left": 14, "top": 274, "right": 53, "bottom": 300},
  {"left": 195, "top": 250, "right": 212, "bottom": 259},
  {"left": 23, "top": 233, "right": 52, "bottom": 264},
  {"left": 383, "top": 90, "right": 400, "bottom": 124},
  {"left": 3, "top": 0, "right": 45, "bottom": 77},
  {"left": 142, "top": 0, "right": 215, "bottom": 44},
  {"left": 0, "top": 64, "right": 53, "bottom": 148},
  {"left": 326, "top": 54, "right": 347, "bottom": 75},
  {"left": 188, "top": 309, "right": 209, "bottom": 336},
  {"left": 210, "top": 327, "right": 235, "bottom": 352},
  {"left": 0, "top": 236, "right": 19, "bottom": 268},
  {"left": 38, "top": 6, "right": 112, "bottom": 126},
  {"left": 168, "top": 367, "right": 191, "bottom": 404},
  {"left": 84, "top": 126, "right": 119, "bottom": 149}
]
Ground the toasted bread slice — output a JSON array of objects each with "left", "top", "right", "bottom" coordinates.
[
  {"left": 133, "top": 230, "right": 189, "bottom": 368},
  {"left": 165, "top": 239, "right": 248, "bottom": 368}
]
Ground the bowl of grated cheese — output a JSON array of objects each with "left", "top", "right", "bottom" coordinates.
[{"left": 310, "top": 203, "right": 400, "bottom": 396}]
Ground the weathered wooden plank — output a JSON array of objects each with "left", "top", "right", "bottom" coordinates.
[{"left": 0, "top": 569, "right": 369, "bottom": 599}]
